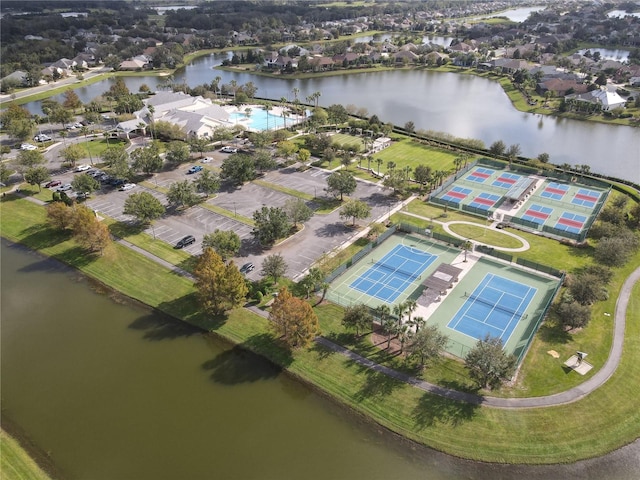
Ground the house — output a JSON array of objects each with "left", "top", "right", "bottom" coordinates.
[
  {"left": 566, "top": 88, "right": 627, "bottom": 111},
  {"left": 393, "top": 50, "right": 419, "bottom": 63},
  {"left": 537, "top": 78, "right": 588, "bottom": 96},
  {"left": 119, "top": 55, "right": 151, "bottom": 70},
  {"left": 309, "top": 56, "right": 334, "bottom": 71},
  {"left": 1, "top": 70, "right": 28, "bottom": 87}
]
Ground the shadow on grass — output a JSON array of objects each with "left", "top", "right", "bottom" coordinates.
[
  {"left": 128, "top": 311, "right": 201, "bottom": 341},
  {"left": 177, "top": 255, "right": 199, "bottom": 274},
  {"left": 17, "top": 223, "right": 70, "bottom": 250},
  {"left": 412, "top": 391, "right": 480, "bottom": 429},
  {"left": 350, "top": 359, "right": 404, "bottom": 401},
  {"left": 108, "top": 221, "right": 144, "bottom": 239},
  {"left": 157, "top": 292, "right": 225, "bottom": 330},
  {"left": 538, "top": 321, "right": 572, "bottom": 344}
]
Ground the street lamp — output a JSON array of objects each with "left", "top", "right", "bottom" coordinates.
[{"left": 233, "top": 201, "right": 237, "bottom": 217}]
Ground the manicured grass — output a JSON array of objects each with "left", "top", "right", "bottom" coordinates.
[
  {"left": 447, "top": 223, "right": 524, "bottom": 249},
  {"left": 331, "top": 133, "right": 365, "bottom": 150},
  {"left": 105, "top": 219, "right": 196, "bottom": 271},
  {"left": 199, "top": 202, "right": 255, "bottom": 226},
  {"left": 3, "top": 194, "right": 640, "bottom": 463},
  {"left": 371, "top": 138, "right": 459, "bottom": 175},
  {"left": 406, "top": 199, "right": 486, "bottom": 224},
  {"left": 0, "top": 430, "right": 52, "bottom": 480},
  {"left": 253, "top": 178, "right": 313, "bottom": 201}
]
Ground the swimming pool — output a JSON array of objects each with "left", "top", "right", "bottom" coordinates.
[{"left": 229, "top": 107, "right": 307, "bottom": 131}]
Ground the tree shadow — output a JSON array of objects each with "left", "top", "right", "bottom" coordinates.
[
  {"left": 361, "top": 191, "right": 393, "bottom": 207},
  {"left": 128, "top": 311, "right": 201, "bottom": 341},
  {"left": 201, "top": 344, "right": 282, "bottom": 385},
  {"left": 412, "top": 390, "right": 480, "bottom": 429},
  {"left": 17, "top": 223, "right": 70, "bottom": 250},
  {"left": 314, "top": 222, "right": 350, "bottom": 238},
  {"left": 157, "top": 292, "right": 228, "bottom": 331},
  {"left": 538, "top": 321, "right": 572, "bottom": 344},
  {"left": 350, "top": 359, "right": 404, "bottom": 401},
  {"left": 310, "top": 340, "right": 338, "bottom": 360},
  {"left": 238, "top": 237, "right": 264, "bottom": 257}
]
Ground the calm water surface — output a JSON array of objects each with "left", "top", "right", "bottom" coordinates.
[
  {"left": 25, "top": 53, "right": 639, "bottom": 183},
  {"left": 2, "top": 240, "right": 639, "bottom": 479}
]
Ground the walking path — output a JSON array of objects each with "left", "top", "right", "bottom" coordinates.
[{"left": 11, "top": 191, "right": 639, "bottom": 409}]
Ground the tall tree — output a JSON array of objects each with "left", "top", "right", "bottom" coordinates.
[
  {"left": 284, "top": 197, "right": 313, "bottom": 228},
  {"left": 167, "top": 180, "right": 199, "bottom": 209},
  {"left": 202, "top": 229, "right": 241, "bottom": 261},
  {"left": 465, "top": 335, "right": 517, "bottom": 390},
  {"left": 188, "top": 137, "right": 210, "bottom": 158},
  {"left": 260, "top": 253, "right": 288, "bottom": 284},
  {"left": 131, "top": 143, "right": 163, "bottom": 175},
  {"left": 220, "top": 154, "right": 256, "bottom": 185},
  {"left": 16, "top": 150, "right": 46, "bottom": 175},
  {"left": 71, "top": 173, "right": 100, "bottom": 195},
  {"left": 165, "top": 141, "right": 191, "bottom": 165},
  {"left": 413, "top": 165, "right": 433, "bottom": 193},
  {"left": 59, "top": 144, "right": 85, "bottom": 167},
  {"left": 23, "top": 166, "right": 50, "bottom": 192},
  {"left": 342, "top": 303, "right": 372, "bottom": 337},
  {"left": 252, "top": 206, "right": 291, "bottom": 246},
  {"left": 326, "top": 170, "right": 357, "bottom": 201},
  {"left": 406, "top": 325, "right": 449, "bottom": 370},
  {"left": 123, "top": 191, "right": 165, "bottom": 228},
  {"left": 339, "top": 198, "right": 371, "bottom": 226},
  {"left": 193, "top": 169, "right": 220, "bottom": 197},
  {"left": 269, "top": 286, "right": 320, "bottom": 349},
  {"left": 194, "top": 248, "right": 248, "bottom": 316}
]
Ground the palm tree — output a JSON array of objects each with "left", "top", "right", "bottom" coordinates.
[
  {"left": 280, "top": 97, "right": 288, "bottom": 129},
  {"left": 211, "top": 76, "right": 222, "bottom": 97},
  {"left": 59, "top": 130, "right": 68, "bottom": 147},
  {"left": 376, "top": 158, "right": 383, "bottom": 175},
  {"left": 393, "top": 303, "right": 406, "bottom": 325},
  {"left": 404, "top": 299, "right": 417, "bottom": 323},
  {"left": 318, "top": 282, "right": 330, "bottom": 304},
  {"left": 462, "top": 240, "right": 473, "bottom": 262},
  {"left": 263, "top": 103, "right": 272, "bottom": 131},
  {"left": 412, "top": 316, "right": 426, "bottom": 333},
  {"left": 147, "top": 104, "right": 155, "bottom": 141},
  {"left": 292, "top": 87, "right": 299, "bottom": 103},
  {"left": 79, "top": 126, "right": 94, "bottom": 165},
  {"left": 312, "top": 91, "right": 321, "bottom": 108}
]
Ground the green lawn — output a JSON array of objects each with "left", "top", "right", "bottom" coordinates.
[
  {"left": 447, "top": 223, "right": 524, "bottom": 249},
  {"left": 0, "top": 430, "right": 52, "bottom": 480},
  {"left": 2, "top": 194, "right": 640, "bottom": 463},
  {"left": 370, "top": 138, "right": 460, "bottom": 175},
  {"left": 331, "top": 133, "right": 365, "bottom": 150}
]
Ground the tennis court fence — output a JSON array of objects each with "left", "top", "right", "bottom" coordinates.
[
  {"left": 464, "top": 292, "right": 524, "bottom": 317},
  {"left": 374, "top": 261, "right": 421, "bottom": 280}
]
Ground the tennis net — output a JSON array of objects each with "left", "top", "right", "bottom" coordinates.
[
  {"left": 467, "top": 293, "right": 522, "bottom": 317},
  {"left": 375, "top": 261, "right": 420, "bottom": 280}
]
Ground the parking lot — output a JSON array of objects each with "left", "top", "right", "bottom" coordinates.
[{"left": 41, "top": 159, "right": 401, "bottom": 281}]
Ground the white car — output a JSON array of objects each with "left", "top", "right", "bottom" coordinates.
[
  {"left": 34, "top": 134, "right": 51, "bottom": 142},
  {"left": 119, "top": 183, "right": 136, "bottom": 191},
  {"left": 220, "top": 146, "right": 238, "bottom": 153},
  {"left": 75, "top": 164, "right": 91, "bottom": 172},
  {"left": 56, "top": 184, "right": 72, "bottom": 192},
  {"left": 201, "top": 157, "right": 213, "bottom": 163},
  {"left": 20, "top": 143, "right": 37, "bottom": 151}
]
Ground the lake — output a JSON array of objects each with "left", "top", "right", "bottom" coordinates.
[
  {"left": 2, "top": 240, "right": 640, "bottom": 479},
  {"left": 24, "top": 53, "right": 640, "bottom": 184}
]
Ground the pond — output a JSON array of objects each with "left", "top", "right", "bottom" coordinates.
[{"left": 2, "top": 241, "right": 640, "bottom": 479}]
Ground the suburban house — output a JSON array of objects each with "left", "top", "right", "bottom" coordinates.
[
  {"left": 118, "top": 55, "right": 151, "bottom": 70},
  {"left": 565, "top": 88, "right": 627, "bottom": 111}
]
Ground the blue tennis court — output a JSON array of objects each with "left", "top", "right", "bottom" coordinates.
[
  {"left": 350, "top": 244, "right": 437, "bottom": 303},
  {"left": 440, "top": 186, "right": 472, "bottom": 204},
  {"left": 492, "top": 172, "right": 521, "bottom": 189},
  {"left": 469, "top": 192, "right": 501, "bottom": 210},
  {"left": 447, "top": 273, "right": 537, "bottom": 344},
  {"left": 466, "top": 167, "right": 495, "bottom": 183},
  {"left": 540, "top": 182, "right": 569, "bottom": 201},
  {"left": 572, "top": 188, "right": 601, "bottom": 208},
  {"left": 520, "top": 204, "right": 553, "bottom": 224}
]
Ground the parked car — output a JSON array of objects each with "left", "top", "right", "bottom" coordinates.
[
  {"left": 201, "top": 157, "right": 213, "bottom": 163},
  {"left": 44, "top": 180, "right": 62, "bottom": 188},
  {"left": 73, "top": 122, "right": 83, "bottom": 128},
  {"left": 110, "top": 178, "right": 126, "bottom": 187},
  {"left": 75, "top": 164, "right": 91, "bottom": 172},
  {"left": 34, "top": 134, "right": 51, "bottom": 142},
  {"left": 175, "top": 235, "right": 196, "bottom": 249},
  {"left": 57, "top": 184, "right": 72, "bottom": 192},
  {"left": 220, "top": 146, "right": 238, "bottom": 153},
  {"left": 119, "top": 183, "right": 136, "bottom": 191},
  {"left": 187, "top": 165, "right": 203, "bottom": 174},
  {"left": 240, "top": 262, "right": 255, "bottom": 274},
  {"left": 20, "top": 143, "right": 37, "bottom": 151},
  {"left": 89, "top": 170, "right": 103, "bottom": 177}
]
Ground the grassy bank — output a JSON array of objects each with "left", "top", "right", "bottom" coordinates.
[
  {"left": 0, "top": 429, "right": 53, "bottom": 480},
  {"left": 1, "top": 195, "right": 639, "bottom": 463}
]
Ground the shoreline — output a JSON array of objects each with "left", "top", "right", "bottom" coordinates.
[
  {"left": 1, "top": 196, "right": 639, "bottom": 465},
  {"left": 2, "top": 235, "right": 639, "bottom": 476}
]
